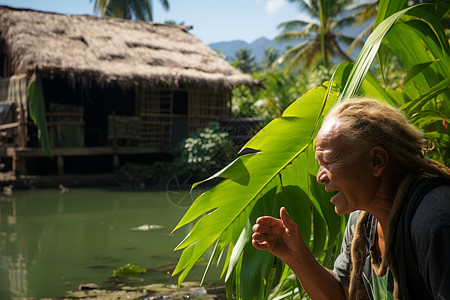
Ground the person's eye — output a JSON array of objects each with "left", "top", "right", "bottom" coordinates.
[{"left": 323, "top": 155, "right": 333, "bottom": 163}]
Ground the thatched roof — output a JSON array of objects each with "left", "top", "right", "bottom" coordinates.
[{"left": 0, "top": 6, "right": 254, "bottom": 89}]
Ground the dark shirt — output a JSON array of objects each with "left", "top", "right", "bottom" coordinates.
[
  {"left": 408, "top": 184, "right": 450, "bottom": 299},
  {"left": 332, "top": 183, "right": 450, "bottom": 299}
]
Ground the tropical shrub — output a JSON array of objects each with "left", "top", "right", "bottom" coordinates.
[
  {"left": 232, "top": 66, "right": 335, "bottom": 120},
  {"left": 172, "top": 1, "right": 450, "bottom": 299},
  {"left": 115, "top": 122, "right": 235, "bottom": 185},
  {"left": 180, "top": 121, "right": 236, "bottom": 179}
]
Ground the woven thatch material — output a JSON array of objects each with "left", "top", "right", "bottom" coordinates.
[{"left": 0, "top": 6, "right": 254, "bottom": 89}]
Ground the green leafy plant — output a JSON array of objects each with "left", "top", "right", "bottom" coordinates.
[
  {"left": 112, "top": 263, "right": 147, "bottom": 278},
  {"left": 232, "top": 67, "right": 334, "bottom": 120},
  {"left": 178, "top": 121, "right": 236, "bottom": 179},
  {"left": 115, "top": 122, "right": 235, "bottom": 185},
  {"left": 171, "top": 65, "right": 352, "bottom": 299},
  {"left": 172, "top": 1, "right": 450, "bottom": 299}
]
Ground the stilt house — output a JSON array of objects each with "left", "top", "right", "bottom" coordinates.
[{"left": 0, "top": 6, "right": 254, "bottom": 175}]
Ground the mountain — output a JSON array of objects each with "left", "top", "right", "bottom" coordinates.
[
  {"left": 209, "top": 37, "right": 296, "bottom": 62},
  {"left": 208, "top": 19, "right": 367, "bottom": 64}
]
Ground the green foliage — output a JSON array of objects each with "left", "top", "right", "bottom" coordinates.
[
  {"left": 27, "top": 74, "right": 52, "bottom": 157},
  {"left": 180, "top": 122, "right": 236, "bottom": 177},
  {"left": 231, "top": 85, "right": 261, "bottom": 118},
  {"left": 231, "top": 66, "right": 335, "bottom": 119},
  {"left": 232, "top": 48, "right": 260, "bottom": 74},
  {"left": 172, "top": 1, "right": 450, "bottom": 299},
  {"left": 340, "top": 0, "right": 450, "bottom": 164},
  {"left": 262, "top": 48, "right": 280, "bottom": 69},
  {"left": 253, "top": 70, "right": 307, "bottom": 118},
  {"left": 115, "top": 122, "right": 235, "bottom": 185},
  {"left": 275, "top": 0, "right": 357, "bottom": 71},
  {"left": 91, "top": 0, "right": 169, "bottom": 21},
  {"left": 171, "top": 64, "right": 354, "bottom": 297},
  {"left": 112, "top": 263, "right": 146, "bottom": 278}
]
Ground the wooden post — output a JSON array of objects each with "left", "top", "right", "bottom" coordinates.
[
  {"left": 12, "top": 153, "right": 27, "bottom": 176},
  {"left": 17, "top": 103, "right": 27, "bottom": 148}
]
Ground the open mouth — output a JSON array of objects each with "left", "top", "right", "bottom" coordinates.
[{"left": 330, "top": 191, "right": 340, "bottom": 203}]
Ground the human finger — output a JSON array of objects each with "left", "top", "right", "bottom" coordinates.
[
  {"left": 252, "top": 231, "right": 265, "bottom": 242},
  {"left": 255, "top": 215, "right": 281, "bottom": 226},
  {"left": 280, "top": 207, "right": 298, "bottom": 232},
  {"left": 252, "top": 222, "right": 274, "bottom": 234},
  {"left": 252, "top": 238, "right": 269, "bottom": 250}
]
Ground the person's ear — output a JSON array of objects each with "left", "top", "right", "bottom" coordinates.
[{"left": 370, "top": 146, "right": 389, "bottom": 177}]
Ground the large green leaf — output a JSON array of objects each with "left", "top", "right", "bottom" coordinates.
[
  {"left": 339, "top": 8, "right": 406, "bottom": 101},
  {"left": 27, "top": 74, "right": 52, "bottom": 157},
  {"left": 171, "top": 63, "right": 367, "bottom": 297},
  {"left": 401, "top": 78, "right": 450, "bottom": 116},
  {"left": 173, "top": 2, "right": 450, "bottom": 298},
  {"left": 340, "top": 3, "right": 450, "bottom": 102},
  {"left": 384, "top": 9, "right": 450, "bottom": 103},
  {"left": 374, "top": 0, "right": 407, "bottom": 29},
  {"left": 172, "top": 89, "right": 334, "bottom": 282},
  {"left": 171, "top": 64, "right": 353, "bottom": 287},
  {"left": 411, "top": 109, "right": 450, "bottom": 129}
]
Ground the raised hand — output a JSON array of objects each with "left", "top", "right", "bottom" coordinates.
[{"left": 252, "top": 207, "right": 306, "bottom": 264}]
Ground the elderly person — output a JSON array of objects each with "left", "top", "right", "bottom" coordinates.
[{"left": 252, "top": 98, "right": 450, "bottom": 300}]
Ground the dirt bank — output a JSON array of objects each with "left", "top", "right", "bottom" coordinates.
[{"left": 60, "top": 281, "right": 226, "bottom": 300}]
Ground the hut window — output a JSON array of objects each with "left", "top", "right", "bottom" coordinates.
[{"left": 173, "top": 90, "right": 188, "bottom": 115}]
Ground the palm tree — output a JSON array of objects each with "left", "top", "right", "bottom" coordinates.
[
  {"left": 274, "top": 0, "right": 361, "bottom": 71},
  {"left": 232, "top": 48, "right": 258, "bottom": 74},
  {"left": 91, "top": 0, "right": 169, "bottom": 21},
  {"left": 261, "top": 47, "right": 279, "bottom": 69}
]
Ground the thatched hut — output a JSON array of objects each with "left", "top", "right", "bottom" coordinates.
[{"left": 0, "top": 5, "right": 254, "bottom": 176}]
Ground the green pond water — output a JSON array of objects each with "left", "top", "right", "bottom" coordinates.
[{"left": 0, "top": 187, "right": 217, "bottom": 300}]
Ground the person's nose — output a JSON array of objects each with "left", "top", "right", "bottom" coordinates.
[{"left": 316, "top": 166, "right": 329, "bottom": 185}]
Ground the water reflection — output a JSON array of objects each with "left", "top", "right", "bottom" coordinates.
[{"left": 0, "top": 188, "right": 209, "bottom": 300}]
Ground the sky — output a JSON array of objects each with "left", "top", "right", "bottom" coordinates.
[{"left": 0, "top": 0, "right": 309, "bottom": 44}]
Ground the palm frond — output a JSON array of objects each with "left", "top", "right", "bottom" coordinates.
[
  {"left": 347, "top": 22, "right": 374, "bottom": 54},
  {"left": 287, "top": 0, "right": 317, "bottom": 17},
  {"left": 271, "top": 40, "right": 309, "bottom": 69},
  {"left": 330, "top": 38, "right": 353, "bottom": 62},
  {"left": 160, "top": 0, "right": 169, "bottom": 10},
  {"left": 346, "top": 1, "right": 379, "bottom": 27},
  {"left": 336, "top": 34, "right": 357, "bottom": 47},
  {"left": 277, "top": 20, "right": 317, "bottom": 31},
  {"left": 276, "top": 28, "right": 315, "bottom": 42}
]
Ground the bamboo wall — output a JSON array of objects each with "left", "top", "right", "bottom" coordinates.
[
  {"left": 138, "top": 87, "right": 230, "bottom": 147},
  {"left": 189, "top": 90, "right": 230, "bottom": 133},
  {"left": 139, "top": 88, "right": 173, "bottom": 147}
]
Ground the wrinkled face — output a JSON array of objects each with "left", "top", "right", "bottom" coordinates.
[{"left": 315, "top": 118, "right": 377, "bottom": 215}]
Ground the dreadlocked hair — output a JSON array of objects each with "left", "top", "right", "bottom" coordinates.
[
  {"left": 324, "top": 98, "right": 450, "bottom": 300},
  {"left": 324, "top": 97, "right": 450, "bottom": 179}
]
